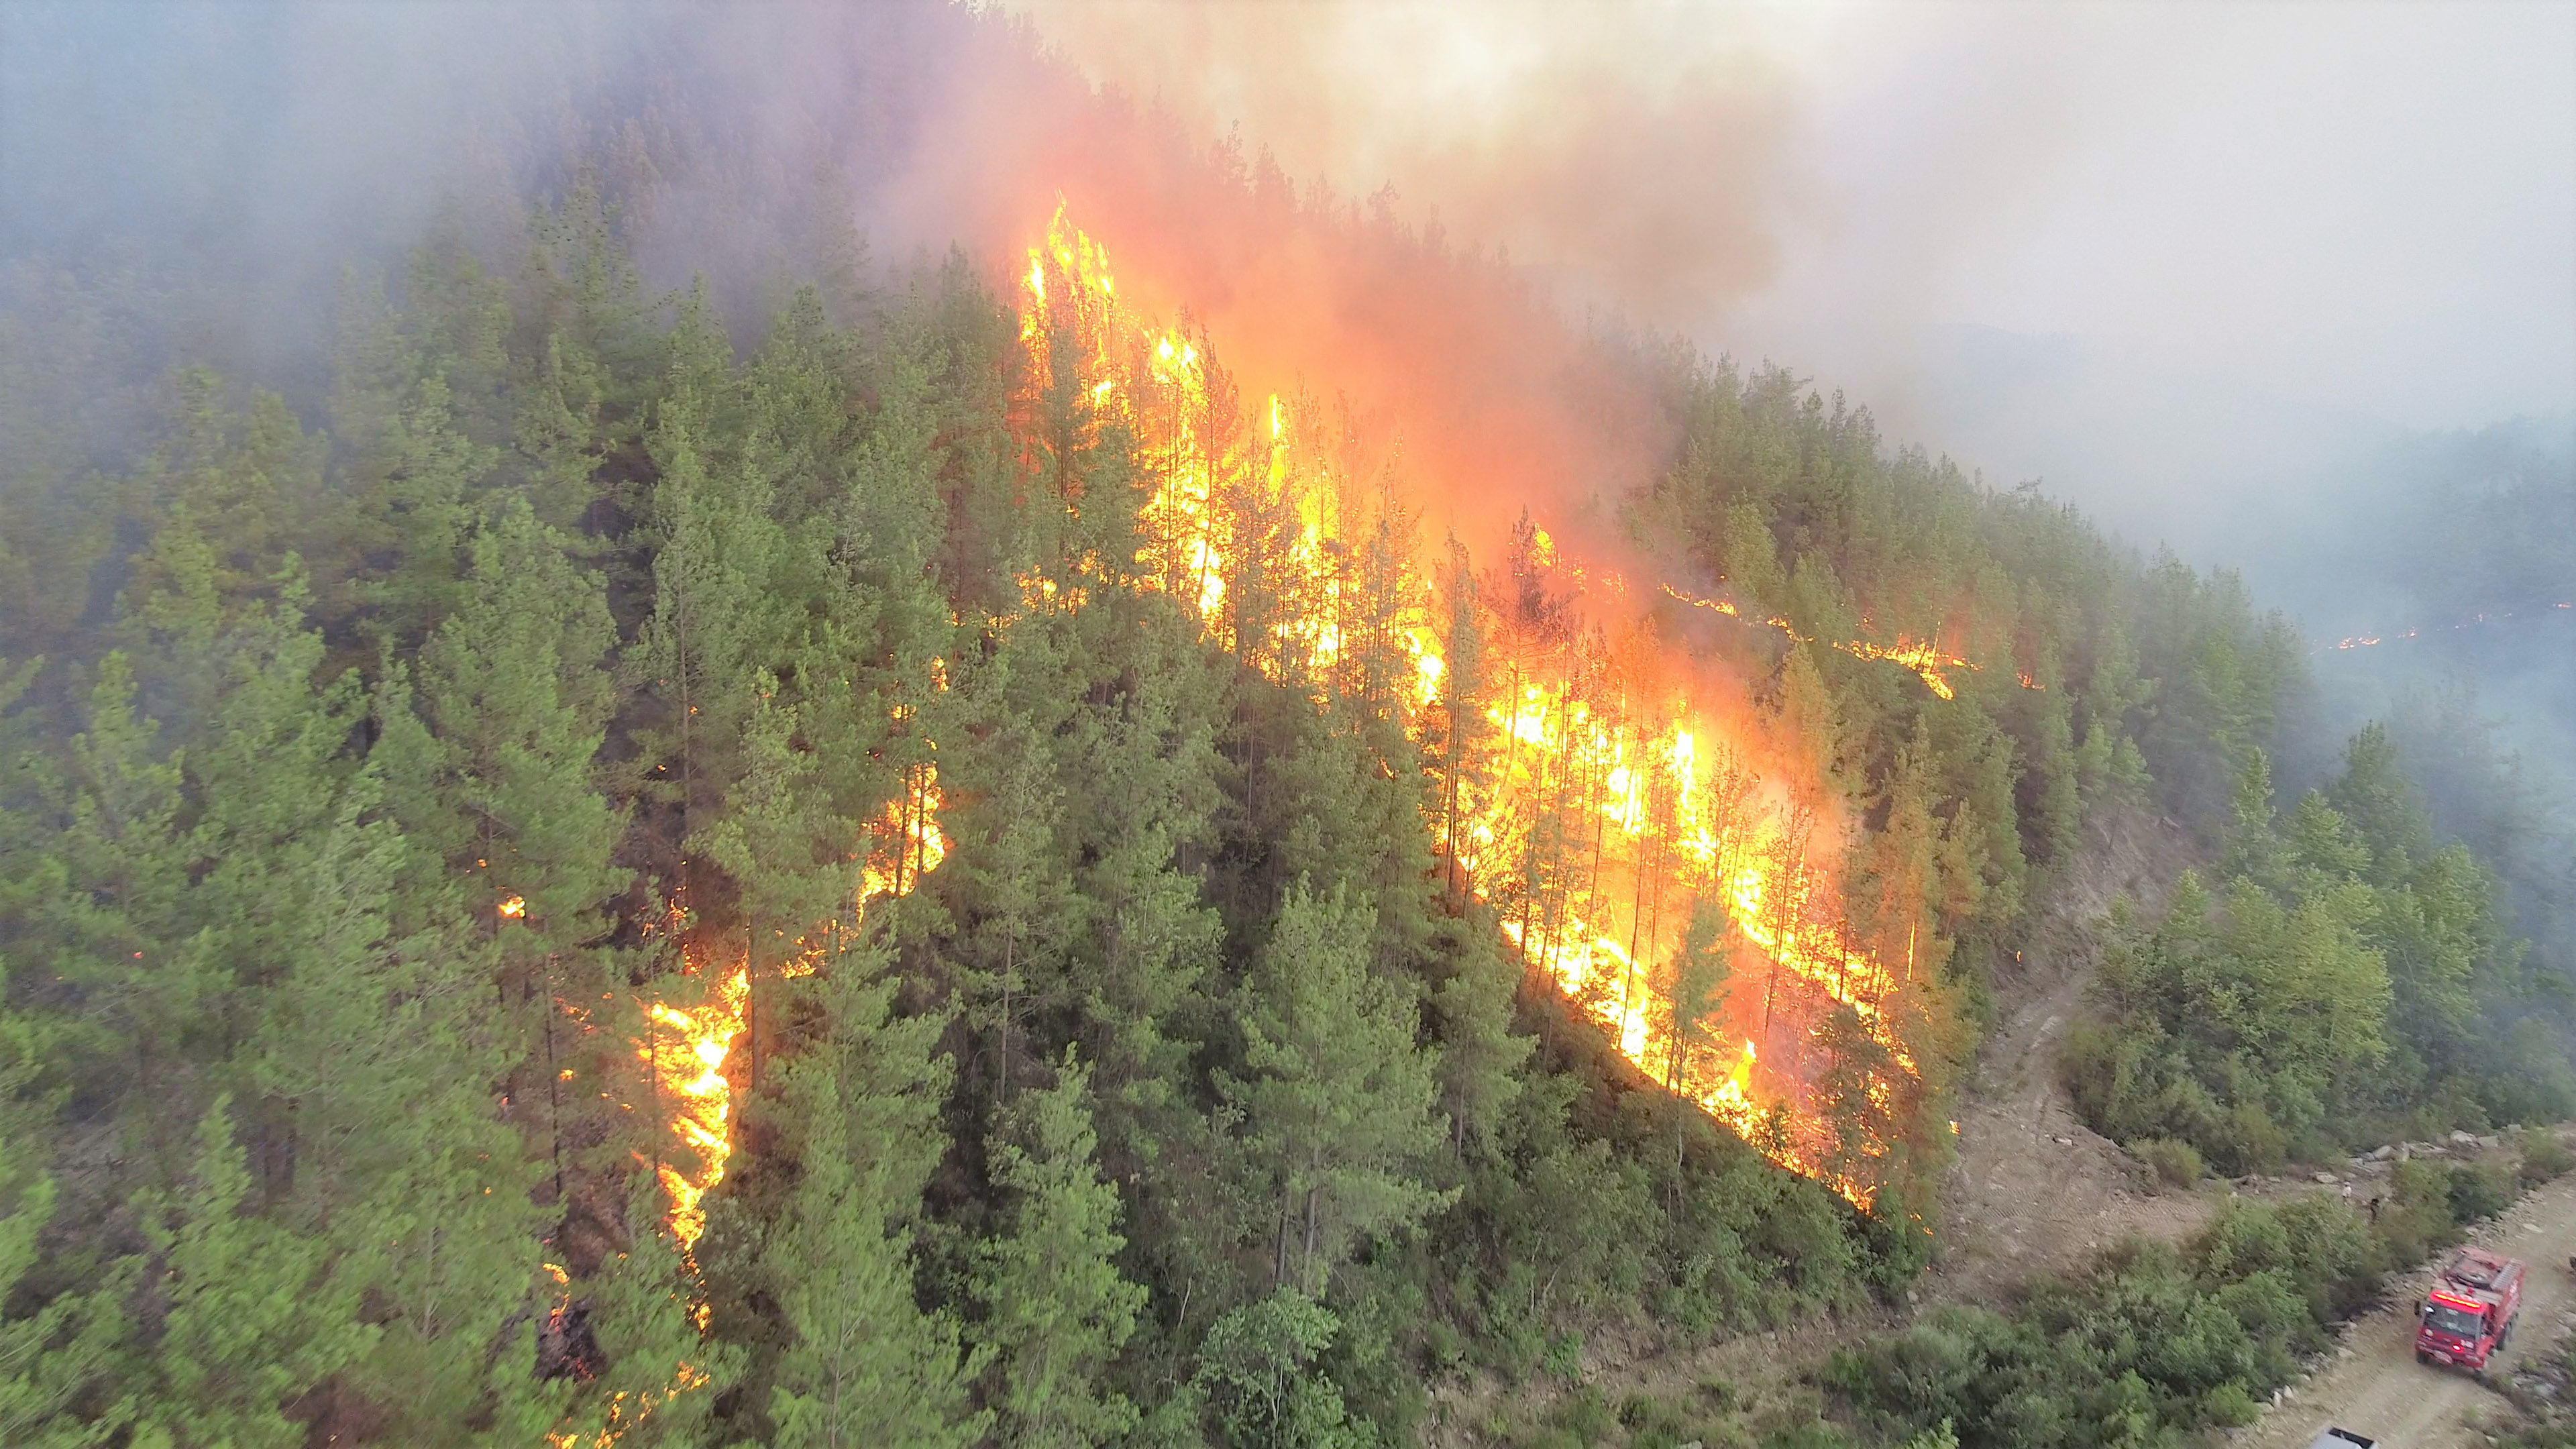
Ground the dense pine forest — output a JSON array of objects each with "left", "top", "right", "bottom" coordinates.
[{"left": 4, "top": 14, "right": 2573, "bottom": 1449}]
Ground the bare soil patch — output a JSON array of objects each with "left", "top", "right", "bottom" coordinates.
[{"left": 1928, "top": 806, "right": 2207, "bottom": 1303}]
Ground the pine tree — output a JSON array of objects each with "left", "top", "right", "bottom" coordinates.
[
  {"left": 347, "top": 372, "right": 502, "bottom": 647},
  {"left": 9, "top": 654, "right": 191, "bottom": 1164},
  {"left": 414, "top": 496, "right": 626, "bottom": 926},
  {"left": 1222, "top": 883, "right": 1452, "bottom": 1294},
  {"left": 631, "top": 373, "right": 793, "bottom": 866},
  {"left": 2072, "top": 619, "right": 2153, "bottom": 808},
  {"left": 969, "top": 1056, "right": 1148, "bottom": 1448},
  {"left": 2220, "top": 748, "right": 2291, "bottom": 890},
  {"left": 1658, "top": 901, "right": 1734, "bottom": 1201},
  {"left": 1426, "top": 920, "right": 1529, "bottom": 1159},
  {"left": 941, "top": 686, "right": 1077, "bottom": 1107},
  {"left": 1774, "top": 643, "right": 1842, "bottom": 808},
  {"left": 1718, "top": 500, "right": 1785, "bottom": 606},
  {"left": 698, "top": 676, "right": 848, "bottom": 1091},
  {"left": 1854, "top": 718, "right": 1943, "bottom": 981},
  {"left": 1051, "top": 606, "right": 1226, "bottom": 1157},
  {"left": 1430, "top": 535, "right": 1493, "bottom": 898},
  {"left": 241, "top": 761, "right": 555, "bottom": 1442},
  {"left": 761, "top": 956, "right": 981, "bottom": 1449},
  {"left": 559, "top": 1197, "right": 739, "bottom": 1449},
  {"left": 0, "top": 1009, "right": 129, "bottom": 1447},
  {"left": 404, "top": 501, "right": 635, "bottom": 1436},
  {"left": 1661, "top": 900, "right": 1734, "bottom": 1096},
  {"left": 125, "top": 1099, "right": 371, "bottom": 1449},
  {"left": 2326, "top": 722, "right": 2435, "bottom": 884},
  {"left": 117, "top": 372, "right": 326, "bottom": 624}
]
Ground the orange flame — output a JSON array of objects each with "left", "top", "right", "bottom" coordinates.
[
  {"left": 1835, "top": 638, "right": 1970, "bottom": 700},
  {"left": 545, "top": 1357, "right": 712, "bottom": 1449},
  {"left": 638, "top": 965, "right": 748, "bottom": 1249},
  {"left": 638, "top": 763, "right": 948, "bottom": 1248},
  {"left": 1019, "top": 207, "right": 1923, "bottom": 1207},
  {"left": 1662, "top": 582, "right": 1978, "bottom": 700}
]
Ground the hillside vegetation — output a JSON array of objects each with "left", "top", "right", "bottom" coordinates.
[{"left": 1, "top": 110, "right": 2569, "bottom": 1449}]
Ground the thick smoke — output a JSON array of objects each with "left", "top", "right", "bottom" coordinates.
[
  {"left": 1003, "top": 0, "right": 1811, "bottom": 324},
  {"left": 8, "top": 0, "right": 2567, "bottom": 751},
  {"left": 1008, "top": 0, "right": 2576, "bottom": 545},
  {"left": 998, "top": 0, "right": 2576, "bottom": 852},
  {"left": 2, "top": 0, "right": 1700, "bottom": 580}
]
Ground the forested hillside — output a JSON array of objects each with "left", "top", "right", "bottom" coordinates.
[{"left": 1, "top": 39, "right": 2569, "bottom": 1449}]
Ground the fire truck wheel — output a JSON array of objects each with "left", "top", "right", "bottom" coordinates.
[{"left": 2417, "top": 1350, "right": 2432, "bottom": 1365}]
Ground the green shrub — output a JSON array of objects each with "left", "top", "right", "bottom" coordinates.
[
  {"left": 2449, "top": 1160, "right": 2516, "bottom": 1223},
  {"left": 1826, "top": 1194, "right": 2383, "bottom": 1447},
  {"left": 2520, "top": 1128, "right": 2575, "bottom": 1188},
  {"left": 2133, "top": 1136, "right": 2203, "bottom": 1188},
  {"left": 1540, "top": 1332, "right": 1586, "bottom": 1386},
  {"left": 1617, "top": 1393, "right": 1701, "bottom": 1449},
  {"left": 2059, "top": 1020, "right": 2290, "bottom": 1176},
  {"left": 2376, "top": 1159, "right": 2467, "bottom": 1265},
  {"left": 2198, "top": 1193, "right": 2379, "bottom": 1326},
  {"left": 1542, "top": 1386, "right": 1615, "bottom": 1446}
]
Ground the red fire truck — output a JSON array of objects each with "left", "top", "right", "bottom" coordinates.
[{"left": 2414, "top": 1246, "right": 2523, "bottom": 1371}]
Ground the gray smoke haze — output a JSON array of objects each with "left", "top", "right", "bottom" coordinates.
[
  {"left": 1010, "top": 0, "right": 2576, "bottom": 817},
  {"left": 6, "top": 0, "right": 2569, "bottom": 763},
  {"left": 1014, "top": 0, "right": 2576, "bottom": 551},
  {"left": 16, "top": 2, "right": 2564, "bottom": 532},
  {"left": 1, "top": 2, "right": 953, "bottom": 365}
]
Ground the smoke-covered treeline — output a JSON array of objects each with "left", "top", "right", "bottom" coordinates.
[
  {"left": 3, "top": 5, "right": 2573, "bottom": 1448},
  {"left": 2253, "top": 418, "right": 2576, "bottom": 1077}
]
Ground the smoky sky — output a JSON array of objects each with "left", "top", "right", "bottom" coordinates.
[
  {"left": 0, "top": 0, "right": 1689, "bottom": 582},
  {"left": 9, "top": 0, "right": 2569, "bottom": 572},
  {"left": 6, "top": 0, "right": 2569, "bottom": 817},
  {"left": 1012, "top": 0, "right": 2576, "bottom": 560}
]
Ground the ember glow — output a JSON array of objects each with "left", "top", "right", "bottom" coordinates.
[
  {"left": 639, "top": 759, "right": 949, "bottom": 1248},
  {"left": 545, "top": 1360, "right": 712, "bottom": 1449},
  {"left": 2323, "top": 600, "right": 2576, "bottom": 653},
  {"left": 637, "top": 964, "right": 749, "bottom": 1250},
  {"left": 1659, "top": 582, "right": 2020, "bottom": 701},
  {"left": 1020, "top": 207, "right": 1930, "bottom": 1205}
]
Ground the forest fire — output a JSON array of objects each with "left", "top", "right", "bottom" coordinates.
[
  {"left": 638, "top": 966, "right": 749, "bottom": 1249},
  {"left": 1018, "top": 207, "right": 1923, "bottom": 1205},
  {"left": 638, "top": 762, "right": 949, "bottom": 1247},
  {"left": 2324, "top": 600, "right": 2576, "bottom": 653},
  {"left": 1660, "top": 582, "right": 1995, "bottom": 700}
]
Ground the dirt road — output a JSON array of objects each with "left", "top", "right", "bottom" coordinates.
[
  {"left": 2240, "top": 1169, "right": 2576, "bottom": 1449},
  {"left": 1933, "top": 810, "right": 2204, "bottom": 1303}
]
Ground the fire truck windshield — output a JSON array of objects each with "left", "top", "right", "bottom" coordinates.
[{"left": 2426, "top": 1301, "right": 2486, "bottom": 1339}]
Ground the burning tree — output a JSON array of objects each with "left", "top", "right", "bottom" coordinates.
[{"left": 1009, "top": 205, "right": 1957, "bottom": 1209}]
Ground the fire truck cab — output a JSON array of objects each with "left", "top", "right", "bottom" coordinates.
[{"left": 2414, "top": 1246, "right": 2523, "bottom": 1371}]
